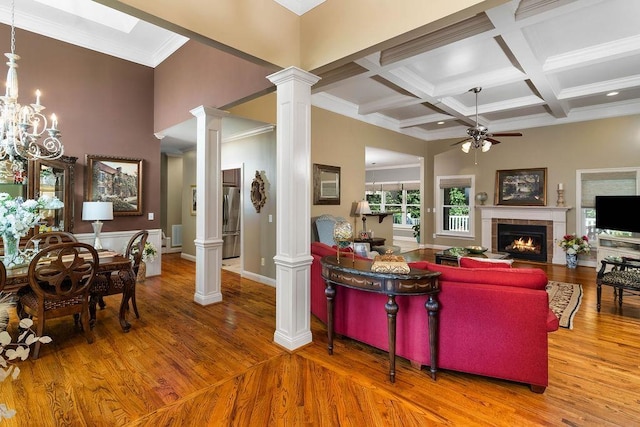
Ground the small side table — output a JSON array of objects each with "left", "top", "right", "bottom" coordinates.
[{"left": 353, "top": 237, "right": 386, "bottom": 247}]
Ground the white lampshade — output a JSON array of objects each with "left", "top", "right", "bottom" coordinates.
[
  {"left": 461, "top": 141, "right": 472, "bottom": 153},
  {"left": 355, "top": 200, "right": 372, "bottom": 215},
  {"left": 482, "top": 140, "right": 492, "bottom": 152},
  {"left": 82, "top": 202, "right": 114, "bottom": 221}
]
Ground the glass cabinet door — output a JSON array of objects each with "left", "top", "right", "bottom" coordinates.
[
  {"left": 37, "top": 163, "right": 65, "bottom": 231},
  {"left": 0, "top": 158, "right": 28, "bottom": 199},
  {"left": 32, "top": 156, "right": 76, "bottom": 232}
]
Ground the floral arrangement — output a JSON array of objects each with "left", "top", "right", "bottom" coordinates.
[
  {"left": 0, "top": 193, "right": 64, "bottom": 240},
  {"left": 0, "top": 294, "right": 51, "bottom": 420},
  {"left": 558, "top": 234, "right": 591, "bottom": 255},
  {"left": 126, "top": 241, "right": 158, "bottom": 263}
]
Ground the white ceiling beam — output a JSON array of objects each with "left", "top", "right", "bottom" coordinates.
[{"left": 486, "top": 4, "right": 569, "bottom": 118}]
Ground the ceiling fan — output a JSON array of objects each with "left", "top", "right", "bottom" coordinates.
[{"left": 452, "top": 87, "right": 522, "bottom": 154}]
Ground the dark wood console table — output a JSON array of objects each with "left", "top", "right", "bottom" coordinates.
[{"left": 320, "top": 255, "right": 441, "bottom": 382}]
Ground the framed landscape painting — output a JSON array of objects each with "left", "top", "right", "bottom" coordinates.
[
  {"left": 495, "top": 167, "right": 547, "bottom": 206},
  {"left": 86, "top": 155, "right": 143, "bottom": 216}
]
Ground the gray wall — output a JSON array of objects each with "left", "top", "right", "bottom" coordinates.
[{"left": 180, "top": 129, "right": 277, "bottom": 280}]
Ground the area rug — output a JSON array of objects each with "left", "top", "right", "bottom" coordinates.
[{"left": 546, "top": 281, "right": 583, "bottom": 329}]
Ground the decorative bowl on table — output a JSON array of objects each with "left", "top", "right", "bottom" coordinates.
[{"left": 465, "top": 245, "right": 488, "bottom": 254}]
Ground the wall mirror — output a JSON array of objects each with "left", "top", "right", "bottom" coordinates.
[{"left": 313, "top": 163, "right": 340, "bottom": 205}]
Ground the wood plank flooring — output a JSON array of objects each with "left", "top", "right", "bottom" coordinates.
[{"left": 1, "top": 251, "right": 639, "bottom": 426}]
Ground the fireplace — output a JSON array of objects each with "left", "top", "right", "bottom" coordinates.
[
  {"left": 479, "top": 206, "right": 570, "bottom": 265},
  {"left": 497, "top": 223, "right": 547, "bottom": 262}
]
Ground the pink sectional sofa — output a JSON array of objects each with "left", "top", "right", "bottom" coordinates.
[{"left": 310, "top": 242, "right": 559, "bottom": 392}]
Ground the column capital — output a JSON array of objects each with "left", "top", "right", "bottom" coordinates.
[
  {"left": 267, "top": 66, "right": 320, "bottom": 87},
  {"left": 190, "top": 106, "right": 229, "bottom": 119}
]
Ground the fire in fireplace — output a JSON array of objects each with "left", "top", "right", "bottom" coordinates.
[{"left": 497, "top": 223, "right": 547, "bottom": 262}]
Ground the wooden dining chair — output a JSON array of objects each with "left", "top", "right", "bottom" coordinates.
[
  {"left": 24, "top": 232, "right": 77, "bottom": 252},
  {"left": 18, "top": 242, "right": 98, "bottom": 359},
  {"left": 90, "top": 230, "right": 148, "bottom": 328}
]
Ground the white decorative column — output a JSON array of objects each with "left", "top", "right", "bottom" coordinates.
[
  {"left": 267, "top": 67, "right": 320, "bottom": 350},
  {"left": 190, "top": 106, "right": 229, "bottom": 305}
]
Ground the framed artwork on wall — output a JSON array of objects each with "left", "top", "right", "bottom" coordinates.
[
  {"left": 313, "top": 163, "right": 340, "bottom": 205},
  {"left": 85, "top": 155, "right": 143, "bottom": 216},
  {"left": 495, "top": 167, "right": 547, "bottom": 206},
  {"left": 191, "top": 185, "right": 197, "bottom": 215}
]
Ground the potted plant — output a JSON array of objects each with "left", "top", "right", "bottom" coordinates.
[
  {"left": 558, "top": 234, "right": 590, "bottom": 269},
  {"left": 126, "top": 241, "right": 158, "bottom": 282},
  {"left": 412, "top": 223, "right": 420, "bottom": 243}
]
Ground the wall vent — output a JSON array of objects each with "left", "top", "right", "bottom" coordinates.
[{"left": 171, "top": 224, "right": 183, "bottom": 247}]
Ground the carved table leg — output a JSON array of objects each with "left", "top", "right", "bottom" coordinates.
[
  {"left": 325, "top": 283, "right": 335, "bottom": 355},
  {"left": 118, "top": 268, "right": 135, "bottom": 333},
  {"left": 426, "top": 294, "right": 439, "bottom": 380},
  {"left": 385, "top": 294, "right": 398, "bottom": 383}
]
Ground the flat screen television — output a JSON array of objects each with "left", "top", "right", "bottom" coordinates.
[{"left": 595, "top": 195, "right": 640, "bottom": 234}]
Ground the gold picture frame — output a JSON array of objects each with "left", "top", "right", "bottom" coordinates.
[{"left": 85, "top": 155, "right": 143, "bottom": 216}]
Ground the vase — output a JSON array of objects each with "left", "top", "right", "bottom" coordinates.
[
  {"left": 566, "top": 253, "right": 578, "bottom": 269},
  {"left": 136, "top": 261, "right": 146, "bottom": 283},
  {"left": 2, "top": 233, "right": 23, "bottom": 268}
]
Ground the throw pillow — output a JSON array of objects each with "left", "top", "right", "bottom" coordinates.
[{"left": 459, "top": 257, "right": 513, "bottom": 269}]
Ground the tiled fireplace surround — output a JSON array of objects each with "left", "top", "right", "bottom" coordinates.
[{"left": 478, "top": 206, "right": 572, "bottom": 265}]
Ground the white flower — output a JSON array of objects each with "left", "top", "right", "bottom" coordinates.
[{"left": 0, "top": 192, "right": 64, "bottom": 239}]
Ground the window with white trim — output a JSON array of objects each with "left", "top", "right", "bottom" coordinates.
[
  {"left": 577, "top": 168, "right": 640, "bottom": 243},
  {"left": 436, "top": 175, "right": 475, "bottom": 238},
  {"left": 365, "top": 182, "right": 420, "bottom": 228}
]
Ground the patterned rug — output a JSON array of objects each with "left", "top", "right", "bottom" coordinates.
[{"left": 546, "top": 281, "right": 583, "bottom": 329}]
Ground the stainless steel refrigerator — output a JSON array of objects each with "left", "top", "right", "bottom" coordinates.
[{"left": 222, "top": 186, "right": 241, "bottom": 259}]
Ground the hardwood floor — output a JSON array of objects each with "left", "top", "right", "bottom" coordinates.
[{"left": 1, "top": 251, "right": 639, "bottom": 426}]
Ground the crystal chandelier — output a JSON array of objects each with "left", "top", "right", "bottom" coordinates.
[{"left": 0, "top": 0, "right": 63, "bottom": 164}]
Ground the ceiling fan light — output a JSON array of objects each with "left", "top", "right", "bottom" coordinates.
[
  {"left": 461, "top": 141, "right": 472, "bottom": 153},
  {"left": 482, "top": 140, "right": 492, "bottom": 152}
]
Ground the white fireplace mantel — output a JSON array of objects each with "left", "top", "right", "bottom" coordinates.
[{"left": 478, "top": 205, "right": 573, "bottom": 265}]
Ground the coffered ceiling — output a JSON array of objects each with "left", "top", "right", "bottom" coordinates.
[
  {"left": 312, "top": 0, "right": 640, "bottom": 143},
  {"left": 2, "top": 0, "right": 639, "bottom": 156}
]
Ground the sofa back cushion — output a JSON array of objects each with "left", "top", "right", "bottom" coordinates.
[
  {"left": 409, "top": 261, "right": 547, "bottom": 290},
  {"left": 459, "top": 257, "right": 513, "bottom": 269},
  {"left": 311, "top": 241, "right": 366, "bottom": 260}
]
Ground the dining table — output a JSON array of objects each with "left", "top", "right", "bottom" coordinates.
[{"left": 3, "top": 251, "right": 136, "bottom": 332}]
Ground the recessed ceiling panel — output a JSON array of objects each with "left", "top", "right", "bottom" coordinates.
[
  {"left": 522, "top": 0, "right": 640, "bottom": 62},
  {"left": 553, "top": 55, "right": 640, "bottom": 89},
  {"left": 566, "top": 87, "right": 640, "bottom": 109},
  {"left": 406, "top": 37, "right": 513, "bottom": 86},
  {"left": 381, "top": 103, "right": 441, "bottom": 120},
  {"left": 324, "top": 76, "right": 412, "bottom": 105}
]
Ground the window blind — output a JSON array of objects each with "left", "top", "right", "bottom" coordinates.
[
  {"left": 439, "top": 177, "right": 472, "bottom": 189},
  {"left": 581, "top": 171, "right": 637, "bottom": 208}
]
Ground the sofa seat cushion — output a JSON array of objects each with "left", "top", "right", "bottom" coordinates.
[
  {"left": 459, "top": 257, "right": 513, "bottom": 269},
  {"left": 410, "top": 261, "right": 547, "bottom": 290}
]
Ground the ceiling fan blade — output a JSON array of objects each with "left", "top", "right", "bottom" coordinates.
[
  {"left": 486, "top": 137, "right": 502, "bottom": 145},
  {"left": 451, "top": 137, "right": 471, "bottom": 146},
  {"left": 489, "top": 132, "right": 522, "bottom": 137}
]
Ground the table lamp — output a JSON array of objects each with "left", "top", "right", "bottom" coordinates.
[
  {"left": 82, "top": 201, "right": 113, "bottom": 250},
  {"left": 354, "top": 200, "right": 372, "bottom": 234}
]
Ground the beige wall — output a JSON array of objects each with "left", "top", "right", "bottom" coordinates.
[
  {"left": 101, "top": 0, "right": 300, "bottom": 68},
  {"left": 104, "top": 0, "right": 503, "bottom": 70},
  {"left": 162, "top": 154, "right": 184, "bottom": 242},
  {"left": 182, "top": 150, "right": 197, "bottom": 255},
  {"left": 431, "top": 115, "right": 640, "bottom": 248}
]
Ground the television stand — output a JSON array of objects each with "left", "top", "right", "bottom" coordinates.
[{"left": 597, "top": 233, "right": 640, "bottom": 267}]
